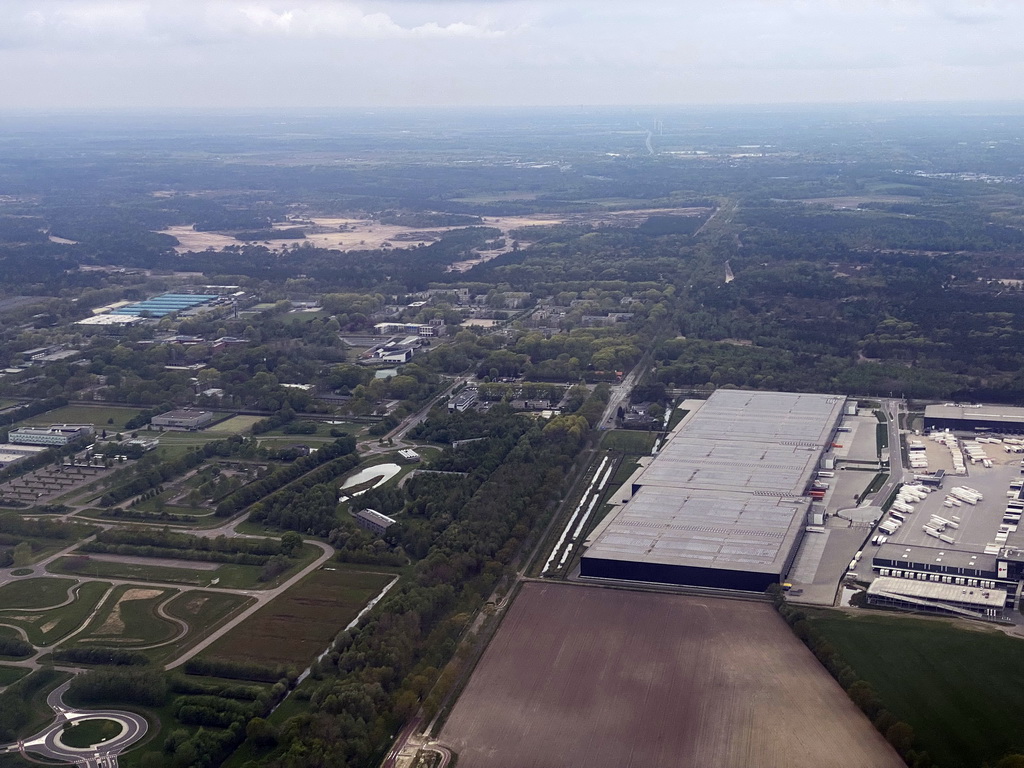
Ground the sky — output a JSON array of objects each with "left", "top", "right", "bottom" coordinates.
[{"left": 2, "top": 0, "right": 1024, "bottom": 109}]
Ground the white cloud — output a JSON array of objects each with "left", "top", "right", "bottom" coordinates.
[
  {"left": 0, "top": 1, "right": 509, "bottom": 49},
  {"left": 0, "top": 0, "right": 1023, "bottom": 108}
]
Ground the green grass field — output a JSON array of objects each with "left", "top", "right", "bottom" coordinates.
[
  {"left": 806, "top": 609, "right": 1024, "bottom": 768},
  {"left": 49, "top": 543, "right": 321, "bottom": 590},
  {"left": 61, "top": 718, "right": 123, "bottom": 748},
  {"left": 71, "top": 584, "right": 179, "bottom": 648},
  {"left": 212, "top": 415, "right": 262, "bottom": 434},
  {"left": 0, "top": 581, "right": 112, "bottom": 646},
  {"left": 600, "top": 429, "right": 657, "bottom": 455},
  {"left": 0, "top": 665, "right": 30, "bottom": 685},
  {"left": 50, "top": 556, "right": 214, "bottom": 587},
  {"left": 22, "top": 405, "right": 143, "bottom": 431},
  {"left": 200, "top": 568, "right": 393, "bottom": 669},
  {"left": 0, "top": 578, "right": 77, "bottom": 609}
]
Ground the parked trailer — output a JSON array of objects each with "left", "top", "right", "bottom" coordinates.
[
  {"left": 950, "top": 489, "right": 979, "bottom": 505},
  {"left": 939, "top": 534, "right": 956, "bottom": 544},
  {"left": 923, "top": 526, "right": 942, "bottom": 539}
]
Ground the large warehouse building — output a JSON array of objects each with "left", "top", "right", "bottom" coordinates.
[{"left": 580, "top": 390, "right": 846, "bottom": 591}]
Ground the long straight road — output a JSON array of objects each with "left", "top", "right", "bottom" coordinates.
[{"left": 598, "top": 360, "right": 647, "bottom": 430}]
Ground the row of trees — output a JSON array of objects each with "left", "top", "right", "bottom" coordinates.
[
  {"left": 768, "top": 587, "right": 930, "bottom": 768},
  {"left": 231, "top": 391, "right": 593, "bottom": 766},
  {"left": 215, "top": 436, "right": 356, "bottom": 517}
]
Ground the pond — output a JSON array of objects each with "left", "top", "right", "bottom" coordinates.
[{"left": 339, "top": 463, "right": 401, "bottom": 497}]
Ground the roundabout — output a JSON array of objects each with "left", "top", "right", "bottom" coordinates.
[
  {"left": 0, "top": 681, "right": 148, "bottom": 767},
  {"left": 59, "top": 718, "right": 127, "bottom": 750}
]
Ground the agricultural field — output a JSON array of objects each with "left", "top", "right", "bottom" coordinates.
[
  {"left": 806, "top": 609, "right": 1024, "bottom": 768},
  {"left": 441, "top": 583, "right": 903, "bottom": 768},
  {"left": 199, "top": 568, "right": 394, "bottom": 669}
]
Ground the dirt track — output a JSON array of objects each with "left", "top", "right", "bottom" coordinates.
[{"left": 441, "top": 582, "right": 903, "bottom": 768}]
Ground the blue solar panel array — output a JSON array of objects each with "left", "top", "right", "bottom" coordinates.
[{"left": 111, "top": 294, "right": 218, "bottom": 318}]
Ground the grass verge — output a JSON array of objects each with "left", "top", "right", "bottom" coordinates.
[{"left": 599, "top": 429, "right": 657, "bottom": 455}]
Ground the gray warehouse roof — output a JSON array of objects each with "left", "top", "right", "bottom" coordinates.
[
  {"left": 925, "top": 403, "right": 1024, "bottom": 426},
  {"left": 589, "top": 488, "right": 809, "bottom": 572},
  {"left": 632, "top": 389, "right": 845, "bottom": 497},
  {"left": 585, "top": 389, "right": 844, "bottom": 575}
]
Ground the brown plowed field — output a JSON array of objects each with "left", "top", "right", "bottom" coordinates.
[{"left": 441, "top": 583, "right": 903, "bottom": 768}]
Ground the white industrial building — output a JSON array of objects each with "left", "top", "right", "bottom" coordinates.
[
  {"left": 8, "top": 424, "right": 94, "bottom": 446},
  {"left": 151, "top": 410, "right": 214, "bottom": 430}
]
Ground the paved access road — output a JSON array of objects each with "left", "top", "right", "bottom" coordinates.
[
  {"left": 0, "top": 681, "right": 147, "bottom": 768},
  {"left": 872, "top": 398, "right": 908, "bottom": 508}
]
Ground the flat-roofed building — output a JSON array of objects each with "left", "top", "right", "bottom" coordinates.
[
  {"left": 151, "top": 409, "right": 214, "bottom": 431},
  {"left": 449, "top": 389, "right": 478, "bottom": 413},
  {"left": 924, "top": 403, "right": 1024, "bottom": 434},
  {"left": 76, "top": 314, "right": 143, "bottom": 326},
  {"left": 111, "top": 293, "right": 219, "bottom": 318},
  {"left": 8, "top": 424, "right": 94, "bottom": 446},
  {"left": 581, "top": 390, "right": 846, "bottom": 591},
  {"left": 0, "top": 451, "right": 31, "bottom": 468},
  {"left": 867, "top": 576, "right": 1007, "bottom": 620},
  {"left": 354, "top": 508, "right": 397, "bottom": 536}
]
